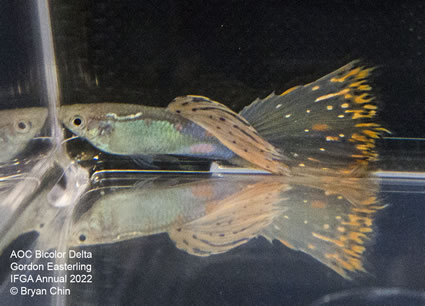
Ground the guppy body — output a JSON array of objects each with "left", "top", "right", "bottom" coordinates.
[{"left": 60, "top": 103, "right": 235, "bottom": 160}]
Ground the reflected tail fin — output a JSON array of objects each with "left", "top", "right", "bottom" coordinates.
[{"left": 261, "top": 177, "right": 384, "bottom": 279}]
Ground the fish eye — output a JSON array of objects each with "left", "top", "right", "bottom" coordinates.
[
  {"left": 79, "top": 234, "right": 86, "bottom": 242},
  {"left": 72, "top": 115, "right": 85, "bottom": 128},
  {"left": 14, "top": 120, "right": 31, "bottom": 133}
]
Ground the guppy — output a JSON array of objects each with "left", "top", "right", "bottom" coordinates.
[
  {"left": 0, "top": 107, "right": 48, "bottom": 163},
  {"left": 66, "top": 174, "right": 382, "bottom": 279},
  {"left": 59, "top": 61, "right": 389, "bottom": 175}
]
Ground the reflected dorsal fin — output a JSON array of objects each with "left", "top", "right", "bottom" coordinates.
[{"left": 168, "top": 179, "right": 290, "bottom": 256}]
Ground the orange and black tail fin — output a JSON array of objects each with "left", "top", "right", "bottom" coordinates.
[{"left": 240, "top": 61, "right": 390, "bottom": 175}]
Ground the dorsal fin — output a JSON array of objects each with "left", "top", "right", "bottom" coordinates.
[{"left": 168, "top": 96, "right": 290, "bottom": 174}]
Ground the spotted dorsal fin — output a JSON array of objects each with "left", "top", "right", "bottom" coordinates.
[
  {"left": 167, "top": 96, "right": 290, "bottom": 175},
  {"left": 168, "top": 178, "right": 290, "bottom": 256}
]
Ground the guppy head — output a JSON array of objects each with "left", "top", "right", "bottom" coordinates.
[
  {"left": 68, "top": 209, "right": 104, "bottom": 247},
  {"left": 59, "top": 103, "right": 145, "bottom": 149},
  {"left": 60, "top": 104, "right": 100, "bottom": 139},
  {"left": 0, "top": 107, "right": 48, "bottom": 163}
]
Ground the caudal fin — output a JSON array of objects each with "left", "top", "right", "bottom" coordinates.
[{"left": 240, "top": 61, "right": 390, "bottom": 174}]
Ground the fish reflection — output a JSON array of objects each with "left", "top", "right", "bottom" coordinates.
[
  {"left": 0, "top": 107, "right": 48, "bottom": 163},
  {"left": 0, "top": 107, "right": 50, "bottom": 233},
  {"left": 60, "top": 61, "right": 388, "bottom": 175},
  {"left": 70, "top": 174, "right": 383, "bottom": 279}
]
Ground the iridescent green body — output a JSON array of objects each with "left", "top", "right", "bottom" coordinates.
[{"left": 59, "top": 103, "right": 235, "bottom": 159}]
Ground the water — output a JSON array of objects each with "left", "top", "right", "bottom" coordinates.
[{"left": 0, "top": 1, "right": 424, "bottom": 305}]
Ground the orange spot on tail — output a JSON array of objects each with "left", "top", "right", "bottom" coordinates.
[
  {"left": 279, "top": 239, "right": 295, "bottom": 249},
  {"left": 312, "top": 123, "right": 330, "bottom": 131},
  {"left": 362, "top": 129, "right": 379, "bottom": 138},
  {"left": 348, "top": 232, "right": 367, "bottom": 243},
  {"left": 280, "top": 86, "right": 300, "bottom": 96},
  {"left": 331, "top": 68, "right": 361, "bottom": 83},
  {"left": 312, "top": 233, "right": 345, "bottom": 247},
  {"left": 315, "top": 89, "right": 350, "bottom": 102},
  {"left": 311, "top": 200, "right": 327, "bottom": 209},
  {"left": 326, "top": 136, "right": 340, "bottom": 141}
]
